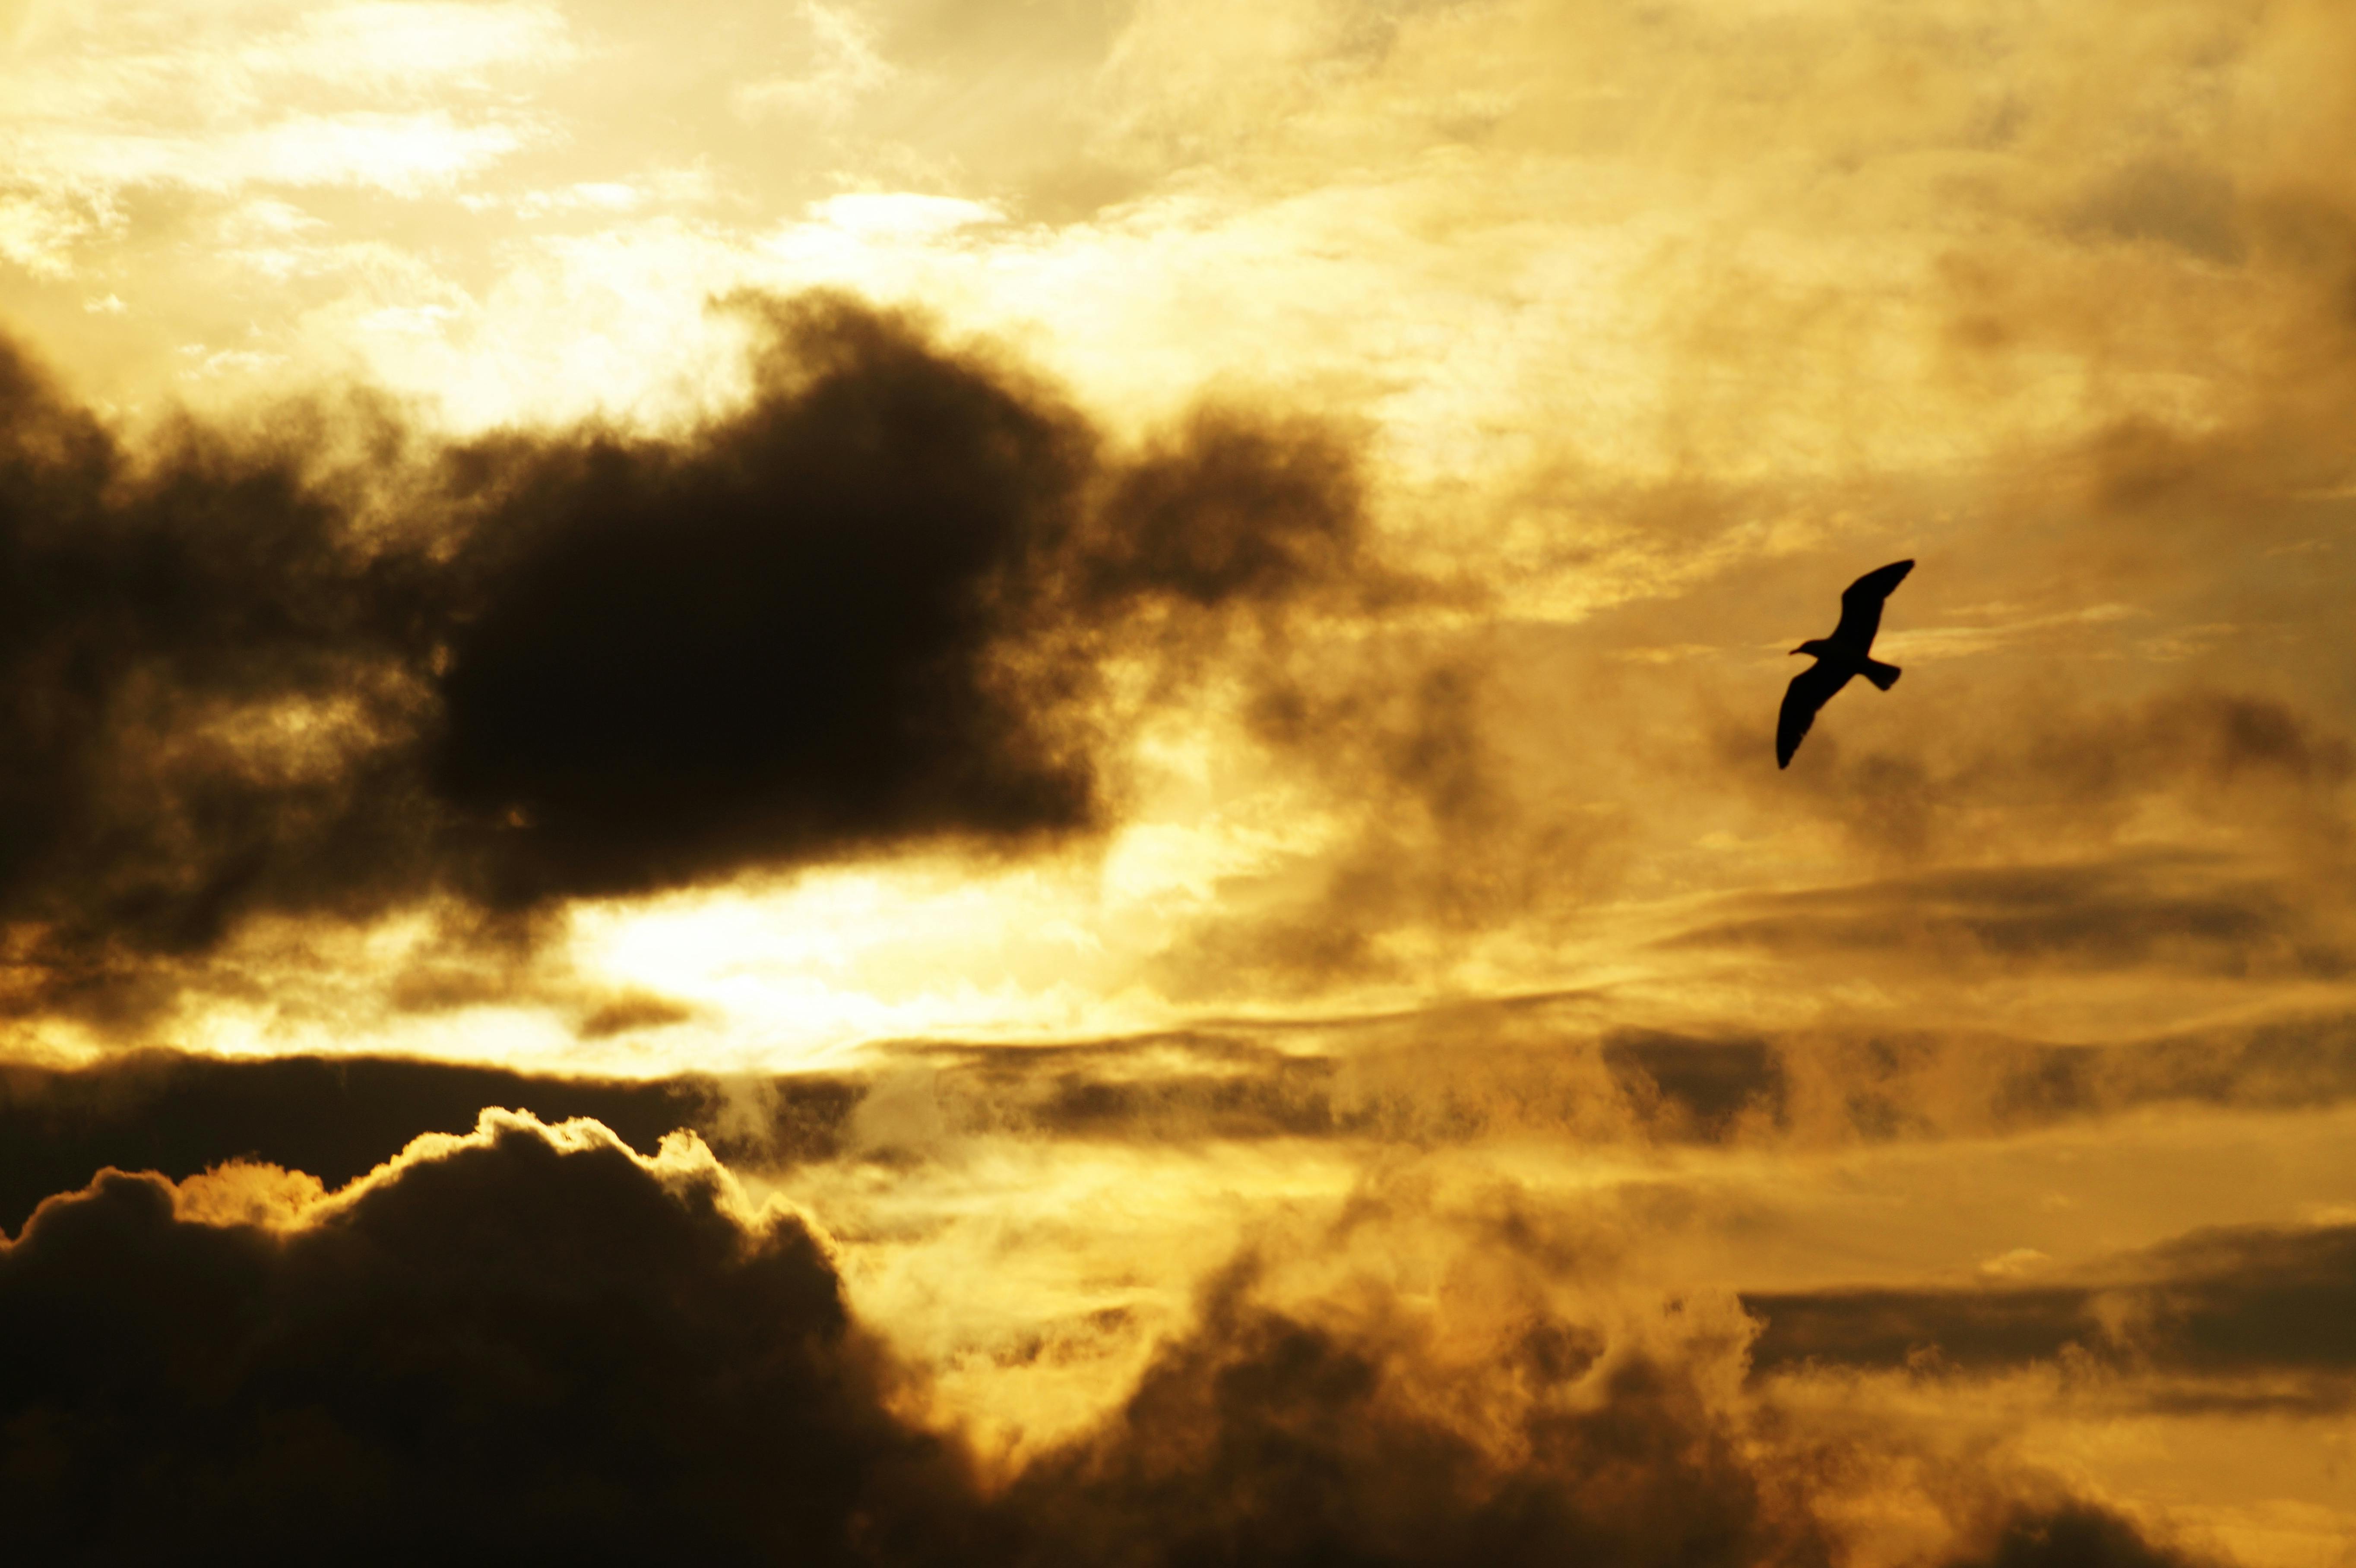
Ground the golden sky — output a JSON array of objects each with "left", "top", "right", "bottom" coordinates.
[{"left": 3, "top": 2, "right": 2355, "bottom": 1563}]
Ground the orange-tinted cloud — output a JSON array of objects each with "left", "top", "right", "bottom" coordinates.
[
  {"left": 0, "top": 291, "right": 1391, "bottom": 1021},
  {"left": 0, "top": 1106, "right": 2222, "bottom": 1568}
]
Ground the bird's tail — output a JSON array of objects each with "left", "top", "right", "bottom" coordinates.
[{"left": 1862, "top": 658, "right": 1901, "bottom": 691}]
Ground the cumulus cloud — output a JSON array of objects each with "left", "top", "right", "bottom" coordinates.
[
  {"left": 9, "top": 2, "right": 2356, "bottom": 1559},
  {"left": 0, "top": 1106, "right": 2216, "bottom": 1568},
  {"left": 998, "top": 1265, "right": 1828, "bottom": 1568},
  {"left": 0, "top": 1047, "right": 860, "bottom": 1236},
  {"left": 0, "top": 1110, "right": 964, "bottom": 1563}
]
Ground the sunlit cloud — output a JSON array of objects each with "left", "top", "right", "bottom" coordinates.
[
  {"left": 729, "top": 1, "right": 895, "bottom": 123},
  {"left": 6, "top": 1, "right": 2356, "bottom": 1560}
]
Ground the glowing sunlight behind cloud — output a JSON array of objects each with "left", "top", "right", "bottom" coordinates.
[{"left": 6, "top": 2, "right": 2356, "bottom": 1562}]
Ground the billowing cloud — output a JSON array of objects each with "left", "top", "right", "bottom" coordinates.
[
  {"left": 0, "top": 334, "right": 443, "bottom": 974},
  {"left": 0, "top": 291, "right": 1379, "bottom": 1012},
  {"left": 0, "top": 1106, "right": 2217, "bottom": 1568},
  {"left": 6, "top": 0, "right": 2356, "bottom": 1558},
  {"left": 0, "top": 1110, "right": 966, "bottom": 1562},
  {"left": 432, "top": 299, "right": 1376, "bottom": 908},
  {"left": 999, "top": 1265, "right": 1830, "bottom": 1568}
]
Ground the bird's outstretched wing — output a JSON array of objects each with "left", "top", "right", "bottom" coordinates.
[
  {"left": 1777, "top": 661, "right": 1851, "bottom": 768},
  {"left": 1830, "top": 558, "right": 1914, "bottom": 649}
]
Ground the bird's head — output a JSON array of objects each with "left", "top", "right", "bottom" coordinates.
[{"left": 1791, "top": 638, "right": 1831, "bottom": 657}]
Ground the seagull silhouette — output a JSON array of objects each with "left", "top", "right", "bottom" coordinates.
[{"left": 1777, "top": 559, "right": 1913, "bottom": 768}]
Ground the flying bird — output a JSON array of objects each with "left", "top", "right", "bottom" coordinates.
[{"left": 1776, "top": 559, "right": 1913, "bottom": 768}]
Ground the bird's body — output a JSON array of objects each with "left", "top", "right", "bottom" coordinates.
[{"left": 1776, "top": 559, "right": 1913, "bottom": 768}]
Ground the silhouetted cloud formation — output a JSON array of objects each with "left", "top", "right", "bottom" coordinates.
[
  {"left": 0, "top": 1108, "right": 2213, "bottom": 1568},
  {"left": 0, "top": 1048, "right": 859, "bottom": 1236},
  {"left": 434, "top": 305, "right": 1378, "bottom": 909},
  {"left": 1000, "top": 1265, "right": 1827, "bottom": 1568},
  {"left": 0, "top": 341, "right": 440, "bottom": 973},
  {"left": 0, "top": 1113, "right": 967, "bottom": 1564},
  {"left": 429, "top": 297, "right": 1106, "bottom": 906},
  {"left": 0, "top": 294, "right": 1372, "bottom": 992}
]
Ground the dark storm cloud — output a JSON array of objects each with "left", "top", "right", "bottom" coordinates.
[
  {"left": 0, "top": 1111, "right": 980, "bottom": 1565},
  {"left": 1, "top": 1110, "right": 2206, "bottom": 1568},
  {"left": 427, "top": 295, "right": 1105, "bottom": 907},
  {"left": 1747, "top": 1219, "right": 2356, "bottom": 1406},
  {"left": 0, "top": 338, "right": 441, "bottom": 972},
  {"left": 0, "top": 294, "right": 1374, "bottom": 995},
  {"left": 433, "top": 313, "right": 1390, "bottom": 910}
]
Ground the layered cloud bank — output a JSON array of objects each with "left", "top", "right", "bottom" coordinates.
[{"left": 0, "top": 1108, "right": 2223, "bottom": 1568}]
